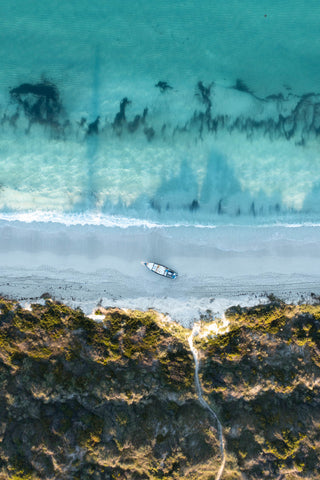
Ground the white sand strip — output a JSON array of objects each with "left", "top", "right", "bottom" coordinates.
[{"left": 0, "top": 220, "right": 320, "bottom": 326}]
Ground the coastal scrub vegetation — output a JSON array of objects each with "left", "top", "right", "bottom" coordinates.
[
  {"left": 0, "top": 297, "right": 319, "bottom": 479},
  {"left": 199, "top": 301, "right": 320, "bottom": 479},
  {"left": 0, "top": 298, "right": 223, "bottom": 480}
]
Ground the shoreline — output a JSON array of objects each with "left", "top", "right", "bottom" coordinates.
[
  {"left": 1, "top": 269, "right": 319, "bottom": 327},
  {"left": 1, "top": 219, "right": 320, "bottom": 326}
]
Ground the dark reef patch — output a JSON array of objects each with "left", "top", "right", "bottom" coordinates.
[
  {"left": 232, "top": 78, "right": 254, "bottom": 95},
  {"left": 10, "top": 82, "right": 59, "bottom": 102},
  {"left": 196, "top": 81, "right": 213, "bottom": 108},
  {"left": 3, "top": 73, "right": 320, "bottom": 202},
  {"left": 113, "top": 97, "right": 131, "bottom": 134},
  {"left": 155, "top": 80, "right": 173, "bottom": 92},
  {"left": 127, "top": 108, "right": 148, "bottom": 133},
  {"left": 9, "top": 80, "right": 62, "bottom": 131},
  {"left": 189, "top": 199, "right": 199, "bottom": 211},
  {"left": 4, "top": 77, "right": 320, "bottom": 148},
  {"left": 87, "top": 115, "right": 100, "bottom": 136},
  {"left": 144, "top": 125, "right": 155, "bottom": 141}
]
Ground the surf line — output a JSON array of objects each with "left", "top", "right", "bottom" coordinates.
[{"left": 188, "top": 323, "right": 226, "bottom": 480}]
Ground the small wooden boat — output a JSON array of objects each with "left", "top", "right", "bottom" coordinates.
[{"left": 143, "top": 262, "right": 178, "bottom": 279}]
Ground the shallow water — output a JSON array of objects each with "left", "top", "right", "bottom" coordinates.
[
  {"left": 1, "top": 1, "right": 320, "bottom": 226},
  {"left": 1, "top": 2, "right": 320, "bottom": 309}
]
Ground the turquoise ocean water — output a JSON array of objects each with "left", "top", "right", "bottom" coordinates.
[{"left": 1, "top": 0, "right": 320, "bottom": 228}]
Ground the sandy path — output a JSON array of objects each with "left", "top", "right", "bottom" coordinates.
[{"left": 189, "top": 324, "right": 225, "bottom": 480}]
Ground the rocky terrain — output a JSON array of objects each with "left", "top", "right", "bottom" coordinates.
[{"left": 0, "top": 296, "right": 319, "bottom": 479}]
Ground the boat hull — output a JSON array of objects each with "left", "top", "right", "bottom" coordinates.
[{"left": 143, "top": 262, "right": 178, "bottom": 279}]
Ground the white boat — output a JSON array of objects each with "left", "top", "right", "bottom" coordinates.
[{"left": 143, "top": 262, "right": 178, "bottom": 279}]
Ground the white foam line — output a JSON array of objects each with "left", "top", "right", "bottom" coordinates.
[
  {"left": 0, "top": 211, "right": 320, "bottom": 230},
  {"left": 0, "top": 211, "right": 216, "bottom": 229}
]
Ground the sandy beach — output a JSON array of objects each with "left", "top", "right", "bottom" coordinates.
[{"left": 1, "top": 219, "right": 320, "bottom": 326}]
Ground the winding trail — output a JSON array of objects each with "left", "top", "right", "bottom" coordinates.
[{"left": 188, "top": 323, "right": 226, "bottom": 480}]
